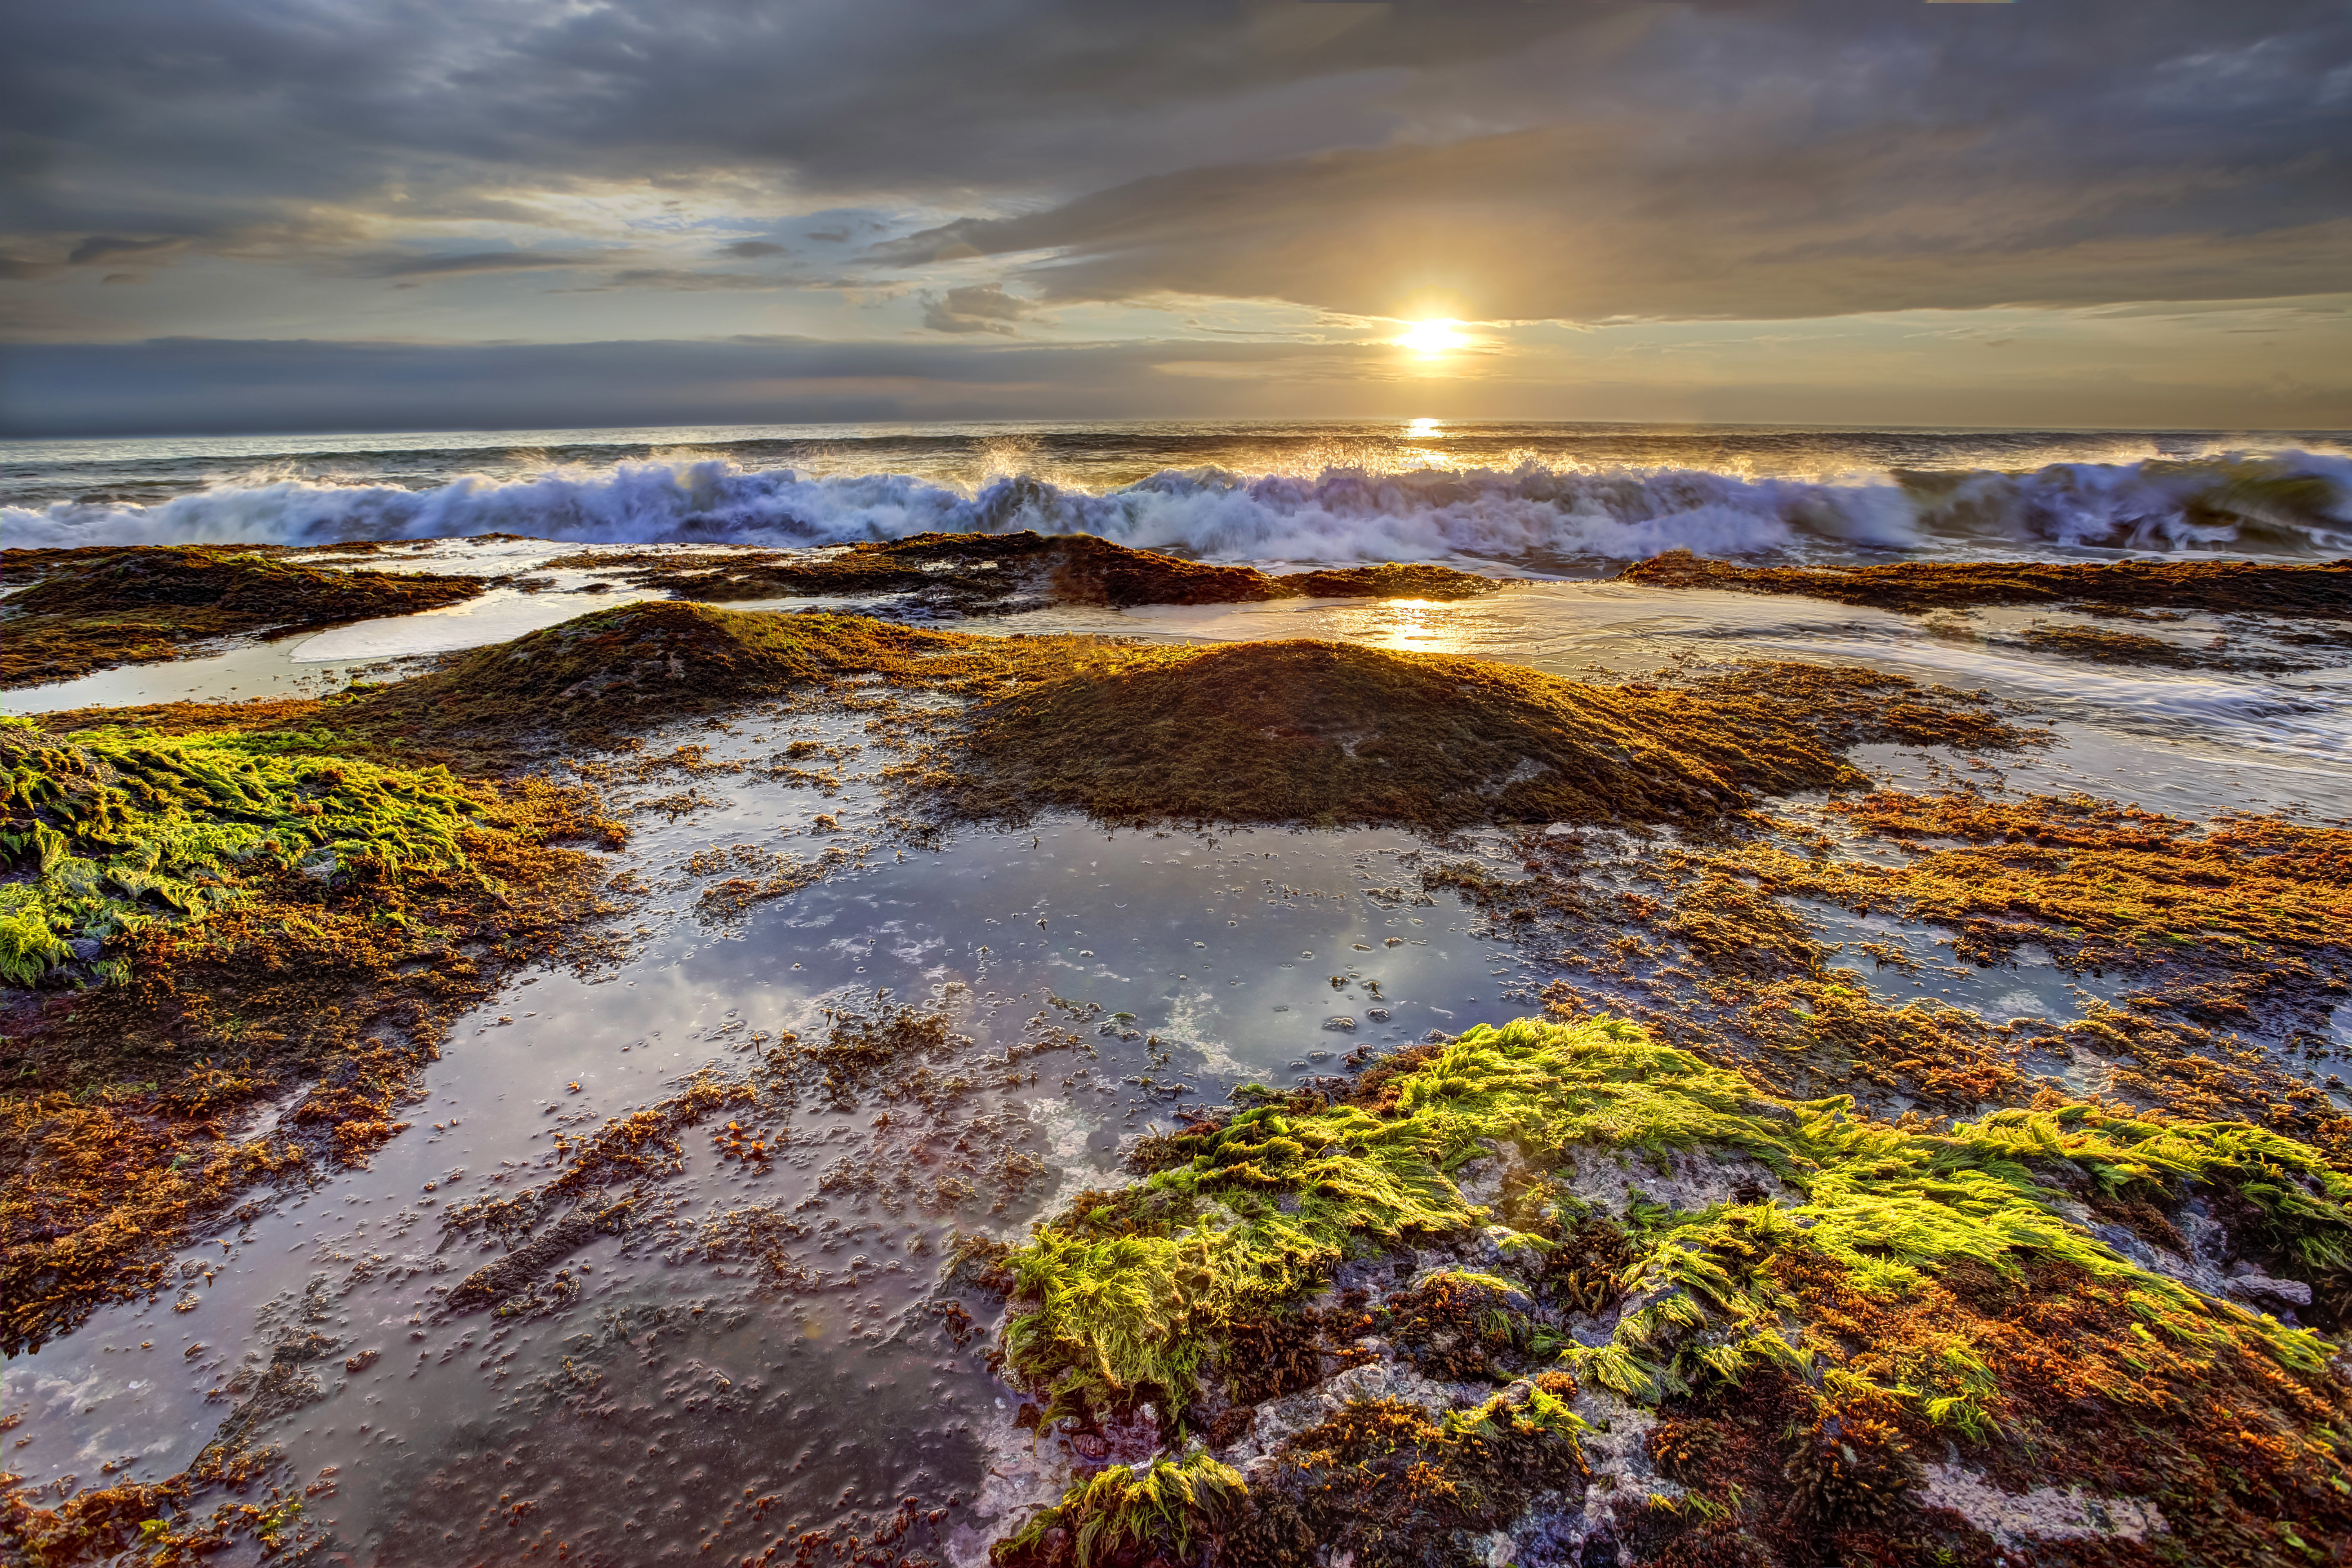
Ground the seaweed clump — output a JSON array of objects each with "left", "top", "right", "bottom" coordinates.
[
  {"left": 555, "top": 531, "right": 1508, "bottom": 615},
  {"left": 1619, "top": 548, "right": 2352, "bottom": 619},
  {"left": 332, "top": 599, "right": 1101, "bottom": 756},
  {"left": 989, "top": 1016, "right": 2352, "bottom": 1567},
  {"left": 944, "top": 640, "right": 2012, "bottom": 833},
  {"left": 0, "top": 546, "right": 484, "bottom": 688},
  {"left": 0, "top": 715, "right": 620, "bottom": 1355}
]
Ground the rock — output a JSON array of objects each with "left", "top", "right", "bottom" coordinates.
[
  {"left": 1219, "top": 1359, "right": 1466, "bottom": 1468},
  {"left": 2224, "top": 1271, "right": 2313, "bottom": 1308},
  {"left": 1918, "top": 1463, "right": 2169, "bottom": 1549},
  {"left": 1365, "top": 1007, "right": 1391, "bottom": 1021},
  {"left": 1323, "top": 1016, "right": 1356, "bottom": 1031},
  {"left": 67, "top": 937, "right": 104, "bottom": 961}
]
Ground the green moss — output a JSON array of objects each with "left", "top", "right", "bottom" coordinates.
[
  {"left": 993, "top": 1452, "right": 1246, "bottom": 1568},
  {"left": 0, "top": 713, "right": 483, "bottom": 984},
  {"left": 999, "top": 1017, "right": 2349, "bottom": 1430}
]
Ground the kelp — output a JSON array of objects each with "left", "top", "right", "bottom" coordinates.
[
  {"left": 0, "top": 546, "right": 482, "bottom": 688},
  {"left": 330, "top": 600, "right": 1104, "bottom": 754},
  {"left": 1715, "top": 791, "right": 2352, "bottom": 969}
]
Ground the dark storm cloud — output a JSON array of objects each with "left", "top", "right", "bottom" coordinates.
[
  {"left": 0, "top": 0, "right": 1595, "bottom": 239},
  {"left": 0, "top": 0, "right": 2346, "bottom": 326}
]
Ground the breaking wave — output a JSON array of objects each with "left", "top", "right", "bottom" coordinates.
[{"left": 6, "top": 451, "right": 2349, "bottom": 563}]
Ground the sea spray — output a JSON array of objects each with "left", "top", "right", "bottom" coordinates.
[{"left": 8, "top": 450, "right": 2348, "bottom": 559}]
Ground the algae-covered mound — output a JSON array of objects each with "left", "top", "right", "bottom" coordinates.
[
  {"left": 341, "top": 599, "right": 975, "bottom": 742},
  {"left": 0, "top": 545, "right": 485, "bottom": 687},
  {"left": 944, "top": 639, "right": 1998, "bottom": 832},
  {"left": 1275, "top": 561, "right": 1503, "bottom": 601},
  {"left": 1619, "top": 547, "right": 2352, "bottom": 618},
  {"left": 570, "top": 531, "right": 1510, "bottom": 614},
  {"left": 0, "top": 712, "right": 617, "bottom": 1355},
  {"left": 988, "top": 1016, "right": 2352, "bottom": 1568}
]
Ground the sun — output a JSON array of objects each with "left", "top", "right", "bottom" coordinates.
[{"left": 1394, "top": 319, "right": 1471, "bottom": 355}]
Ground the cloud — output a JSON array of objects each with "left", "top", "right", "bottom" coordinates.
[
  {"left": 561, "top": 268, "right": 795, "bottom": 292},
  {"left": 1, "top": 0, "right": 2347, "bottom": 356},
  {"left": 0, "top": 334, "right": 1388, "bottom": 436},
  {"left": 875, "top": 114, "right": 2352, "bottom": 322},
  {"left": 368, "top": 249, "right": 608, "bottom": 278},
  {"left": 7, "top": 323, "right": 2347, "bottom": 438},
  {"left": 921, "top": 282, "right": 1040, "bottom": 334},
  {"left": 67, "top": 234, "right": 182, "bottom": 266}
]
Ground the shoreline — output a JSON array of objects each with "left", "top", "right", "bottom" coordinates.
[{"left": 2, "top": 539, "right": 2348, "bottom": 1566}]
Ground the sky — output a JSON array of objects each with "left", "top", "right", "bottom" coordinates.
[{"left": 1, "top": 0, "right": 2348, "bottom": 436}]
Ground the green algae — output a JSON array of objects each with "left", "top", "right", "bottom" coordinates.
[
  {"left": 991, "top": 1017, "right": 2352, "bottom": 1568},
  {"left": 0, "top": 714, "right": 483, "bottom": 986},
  {"left": 0, "top": 713, "right": 619, "bottom": 1357},
  {"left": 996, "top": 1453, "right": 1247, "bottom": 1568},
  {"left": 1002, "top": 1017, "right": 2347, "bottom": 1425}
]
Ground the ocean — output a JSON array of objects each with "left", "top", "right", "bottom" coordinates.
[{"left": 6, "top": 419, "right": 2350, "bottom": 563}]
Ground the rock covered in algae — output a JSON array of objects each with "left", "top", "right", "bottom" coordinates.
[
  {"left": 337, "top": 599, "right": 973, "bottom": 741},
  {"left": 547, "top": 530, "right": 1511, "bottom": 614},
  {"left": 0, "top": 544, "right": 486, "bottom": 687},
  {"left": 0, "top": 709, "right": 618, "bottom": 1358},
  {"left": 1619, "top": 547, "right": 2352, "bottom": 619},
  {"left": 943, "top": 639, "right": 2016, "bottom": 833},
  {"left": 980, "top": 1015, "right": 2352, "bottom": 1568}
]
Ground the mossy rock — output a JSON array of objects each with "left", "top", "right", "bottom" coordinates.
[
  {"left": 0, "top": 546, "right": 484, "bottom": 688},
  {"left": 1621, "top": 548, "right": 2352, "bottom": 618},
  {"left": 578, "top": 530, "right": 1510, "bottom": 613},
  {"left": 993, "top": 1015, "right": 2352, "bottom": 1568},
  {"left": 340, "top": 600, "right": 967, "bottom": 740},
  {"left": 947, "top": 638, "right": 1864, "bottom": 831}
]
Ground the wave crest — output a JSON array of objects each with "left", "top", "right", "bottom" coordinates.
[{"left": 6, "top": 451, "right": 2348, "bottom": 561}]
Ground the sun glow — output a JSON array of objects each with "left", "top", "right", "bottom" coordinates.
[{"left": 1394, "top": 319, "right": 1472, "bottom": 355}]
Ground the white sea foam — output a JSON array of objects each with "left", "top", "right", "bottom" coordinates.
[{"left": 4, "top": 452, "right": 2347, "bottom": 561}]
